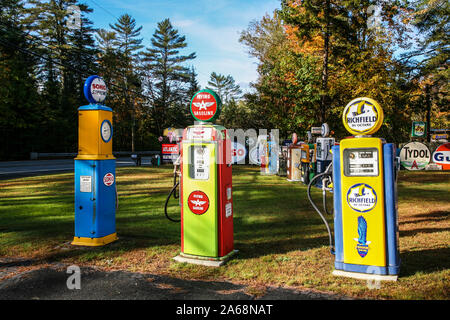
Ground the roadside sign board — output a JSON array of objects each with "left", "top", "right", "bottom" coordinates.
[{"left": 411, "top": 121, "right": 427, "bottom": 138}]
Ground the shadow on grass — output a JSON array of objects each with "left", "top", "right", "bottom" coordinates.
[
  {"left": 235, "top": 235, "right": 331, "bottom": 259},
  {"left": 231, "top": 166, "right": 334, "bottom": 258},
  {"left": 400, "top": 227, "right": 450, "bottom": 237},
  {"left": 397, "top": 185, "right": 449, "bottom": 202},
  {"left": 400, "top": 247, "right": 450, "bottom": 277}
]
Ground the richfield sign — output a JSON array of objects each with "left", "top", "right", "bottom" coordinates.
[
  {"left": 343, "top": 97, "right": 384, "bottom": 136},
  {"left": 190, "top": 89, "right": 222, "bottom": 122}
]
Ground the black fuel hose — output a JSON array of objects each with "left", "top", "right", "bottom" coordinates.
[
  {"left": 172, "top": 172, "right": 179, "bottom": 199},
  {"left": 307, "top": 171, "right": 335, "bottom": 255},
  {"left": 164, "top": 172, "right": 181, "bottom": 223},
  {"left": 322, "top": 176, "right": 332, "bottom": 215}
]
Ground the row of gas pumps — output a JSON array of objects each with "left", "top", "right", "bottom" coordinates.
[
  {"left": 286, "top": 125, "right": 335, "bottom": 187},
  {"left": 73, "top": 76, "right": 401, "bottom": 281}
]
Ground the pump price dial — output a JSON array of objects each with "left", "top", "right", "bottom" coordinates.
[
  {"left": 101, "top": 120, "right": 112, "bottom": 143},
  {"left": 344, "top": 148, "right": 379, "bottom": 176}
]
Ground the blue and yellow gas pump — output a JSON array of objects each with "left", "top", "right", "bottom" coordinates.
[
  {"left": 333, "top": 97, "right": 400, "bottom": 280},
  {"left": 72, "top": 75, "right": 118, "bottom": 246},
  {"left": 307, "top": 97, "right": 400, "bottom": 281}
]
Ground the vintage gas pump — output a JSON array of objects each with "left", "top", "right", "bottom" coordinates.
[
  {"left": 287, "top": 133, "right": 303, "bottom": 181},
  {"left": 72, "top": 75, "right": 118, "bottom": 246},
  {"left": 267, "top": 135, "right": 279, "bottom": 175},
  {"left": 260, "top": 135, "right": 278, "bottom": 175},
  {"left": 332, "top": 97, "right": 400, "bottom": 280},
  {"left": 315, "top": 123, "right": 335, "bottom": 188},
  {"left": 300, "top": 143, "right": 315, "bottom": 185},
  {"left": 173, "top": 89, "right": 237, "bottom": 266}
]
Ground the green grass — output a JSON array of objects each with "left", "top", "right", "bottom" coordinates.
[{"left": 0, "top": 166, "right": 449, "bottom": 299}]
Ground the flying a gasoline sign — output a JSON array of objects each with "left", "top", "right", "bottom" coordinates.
[
  {"left": 400, "top": 142, "right": 431, "bottom": 170},
  {"left": 190, "top": 89, "right": 222, "bottom": 122},
  {"left": 343, "top": 97, "right": 383, "bottom": 135}
]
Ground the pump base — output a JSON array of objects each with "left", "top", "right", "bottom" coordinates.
[
  {"left": 71, "top": 233, "right": 118, "bottom": 247},
  {"left": 332, "top": 270, "right": 398, "bottom": 281},
  {"left": 173, "top": 250, "right": 238, "bottom": 267}
]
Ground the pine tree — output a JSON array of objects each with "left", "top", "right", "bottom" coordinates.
[
  {"left": 0, "top": 0, "right": 42, "bottom": 159},
  {"left": 206, "top": 72, "right": 242, "bottom": 103},
  {"left": 142, "top": 18, "right": 196, "bottom": 135},
  {"left": 23, "top": 0, "right": 98, "bottom": 152},
  {"left": 109, "top": 14, "right": 144, "bottom": 151}
]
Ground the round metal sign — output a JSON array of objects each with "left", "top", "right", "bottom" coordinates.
[
  {"left": 343, "top": 97, "right": 383, "bottom": 136},
  {"left": 432, "top": 143, "right": 450, "bottom": 170},
  {"left": 187, "top": 190, "right": 210, "bottom": 215},
  {"left": 103, "top": 172, "right": 115, "bottom": 186},
  {"left": 400, "top": 142, "right": 431, "bottom": 170},
  {"left": 190, "top": 89, "right": 222, "bottom": 122}
]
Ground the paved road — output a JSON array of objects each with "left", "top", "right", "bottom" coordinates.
[
  {"left": 0, "top": 158, "right": 143, "bottom": 180},
  {"left": 0, "top": 260, "right": 351, "bottom": 301}
]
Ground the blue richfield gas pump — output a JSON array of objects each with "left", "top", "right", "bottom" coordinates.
[
  {"left": 72, "top": 76, "right": 118, "bottom": 246},
  {"left": 307, "top": 97, "right": 400, "bottom": 281}
]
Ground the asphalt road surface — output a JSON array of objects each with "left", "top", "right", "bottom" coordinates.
[
  {"left": 0, "top": 158, "right": 140, "bottom": 180},
  {"left": 0, "top": 260, "right": 351, "bottom": 301}
]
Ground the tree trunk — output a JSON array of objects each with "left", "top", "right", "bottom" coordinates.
[
  {"left": 425, "top": 84, "right": 431, "bottom": 143},
  {"left": 320, "top": 0, "right": 330, "bottom": 124}
]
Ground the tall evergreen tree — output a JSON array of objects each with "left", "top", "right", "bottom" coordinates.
[
  {"left": 109, "top": 14, "right": 144, "bottom": 151},
  {"left": 24, "top": 0, "right": 98, "bottom": 152},
  {"left": 0, "top": 0, "right": 42, "bottom": 159},
  {"left": 142, "top": 18, "right": 196, "bottom": 135},
  {"left": 206, "top": 72, "right": 242, "bottom": 103}
]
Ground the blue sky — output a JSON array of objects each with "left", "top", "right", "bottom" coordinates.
[{"left": 85, "top": 0, "right": 281, "bottom": 92}]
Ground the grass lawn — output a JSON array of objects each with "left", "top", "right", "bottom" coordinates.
[{"left": 0, "top": 165, "right": 449, "bottom": 299}]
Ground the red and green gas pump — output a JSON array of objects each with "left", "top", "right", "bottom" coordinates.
[{"left": 173, "top": 89, "right": 237, "bottom": 266}]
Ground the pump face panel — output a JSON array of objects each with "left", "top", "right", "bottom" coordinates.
[
  {"left": 343, "top": 148, "right": 379, "bottom": 177},
  {"left": 287, "top": 146, "right": 302, "bottom": 181},
  {"left": 339, "top": 138, "right": 387, "bottom": 268},
  {"left": 182, "top": 142, "right": 219, "bottom": 257},
  {"left": 316, "top": 138, "right": 335, "bottom": 185}
]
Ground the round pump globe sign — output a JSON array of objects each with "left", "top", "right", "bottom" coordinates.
[
  {"left": 190, "top": 89, "right": 222, "bottom": 122},
  {"left": 84, "top": 75, "right": 107, "bottom": 104},
  {"left": 342, "top": 97, "right": 384, "bottom": 135}
]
